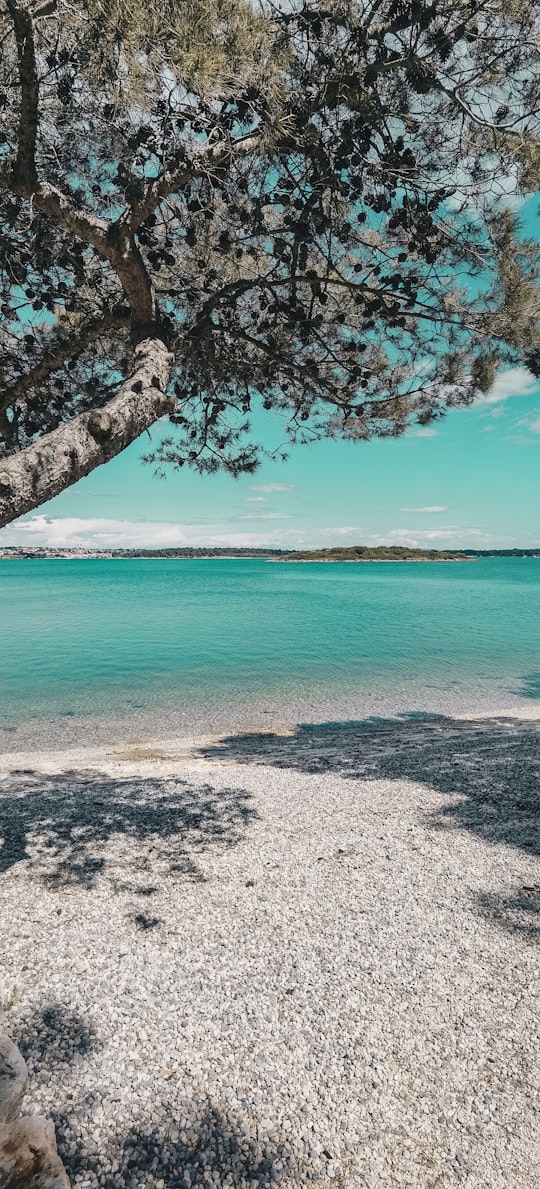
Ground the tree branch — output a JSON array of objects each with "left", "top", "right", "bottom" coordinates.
[
  {"left": 125, "top": 133, "right": 261, "bottom": 231},
  {"left": 0, "top": 309, "right": 130, "bottom": 417},
  {"left": 17, "top": 178, "right": 110, "bottom": 244},
  {"left": 0, "top": 338, "right": 174, "bottom": 527},
  {"left": 0, "top": 169, "right": 158, "bottom": 326},
  {"left": 5, "top": 0, "right": 39, "bottom": 188},
  {"left": 438, "top": 82, "right": 526, "bottom": 133}
]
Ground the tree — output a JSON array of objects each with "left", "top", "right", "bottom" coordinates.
[{"left": 0, "top": 0, "right": 539, "bottom": 528}]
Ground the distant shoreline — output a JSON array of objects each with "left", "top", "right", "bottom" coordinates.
[
  {"left": 1, "top": 550, "right": 539, "bottom": 562},
  {"left": 0, "top": 553, "right": 285, "bottom": 562},
  {"left": 272, "top": 556, "right": 475, "bottom": 563}
]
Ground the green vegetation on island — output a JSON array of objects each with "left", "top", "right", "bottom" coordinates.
[{"left": 275, "top": 546, "right": 472, "bottom": 563}]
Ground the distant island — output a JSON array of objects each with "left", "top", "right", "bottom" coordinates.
[{"left": 274, "top": 546, "right": 473, "bottom": 563}]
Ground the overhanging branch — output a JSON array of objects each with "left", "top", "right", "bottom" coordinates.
[{"left": 0, "top": 338, "right": 174, "bottom": 527}]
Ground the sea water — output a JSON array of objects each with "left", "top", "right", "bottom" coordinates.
[{"left": 0, "top": 557, "right": 539, "bottom": 738}]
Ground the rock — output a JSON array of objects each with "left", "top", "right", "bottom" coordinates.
[
  {"left": 0, "top": 1033, "right": 28, "bottom": 1124},
  {"left": 0, "top": 1115, "right": 70, "bottom": 1188},
  {"left": 0, "top": 1012, "right": 70, "bottom": 1186}
]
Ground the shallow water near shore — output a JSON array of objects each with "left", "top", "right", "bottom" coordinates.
[{"left": 1, "top": 556, "right": 539, "bottom": 747}]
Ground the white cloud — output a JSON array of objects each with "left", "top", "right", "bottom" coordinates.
[
  {"left": 370, "top": 528, "right": 458, "bottom": 546},
  {"left": 410, "top": 427, "right": 438, "bottom": 438},
  {"left": 319, "top": 526, "right": 363, "bottom": 537},
  {"left": 368, "top": 527, "right": 513, "bottom": 549},
  {"left": 0, "top": 515, "right": 304, "bottom": 550},
  {"left": 245, "top": 496, "right": 266, "bottom": 503},
  {"left": 1, "top": 516, "right": 524, "bottom": 554},
  {"left": 480, "top": 368, "right": 540, "bottom": 405},
  {"left": 249, "top": 483, "right": 295, "bottom": 493},
  {"left": 400, "top": 506, "right": 448, "bottom": 514},
  {"left": 517, "top": 411, "right": 540, "bottom": 435},
  {"left": 2, "top": 516, "right": 191, "bottom": 549}
]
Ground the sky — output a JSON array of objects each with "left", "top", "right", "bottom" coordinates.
[{"left": 1, "top": 205, "right": 539, "bottom": 552}]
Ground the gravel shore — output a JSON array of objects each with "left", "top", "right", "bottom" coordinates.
[{"left": 0, "top": 712, "right": 539, "bottom": 1189}]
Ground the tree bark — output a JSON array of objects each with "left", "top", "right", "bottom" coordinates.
[
  {"left": 0, "top": 339, "right": 173, "bottom": 528},
  {"left": 5, "top": 0, "right": 39, "bottom": 190}
]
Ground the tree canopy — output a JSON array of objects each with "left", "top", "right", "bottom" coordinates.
[{"left": 0, "top": 0, "right": 539, "bottom": 526}]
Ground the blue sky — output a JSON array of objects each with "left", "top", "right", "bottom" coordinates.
[
  {"left": 2, "top": 362, "right": 539, "bottom": 550},
  {"left": 1, "top": 201, "right": 539, "bottom": 552}
]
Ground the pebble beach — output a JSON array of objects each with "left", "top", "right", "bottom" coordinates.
[{"left": 1, "top": 711, "right": 539, "bottom": 1189}]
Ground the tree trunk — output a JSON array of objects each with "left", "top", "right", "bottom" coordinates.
[{"left": 0, "top": 339, "right": 173, "bottom": 528}]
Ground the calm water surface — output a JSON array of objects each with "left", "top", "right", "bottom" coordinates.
[{"left": 0, "top": 557, "right": 539, "bottom": 730}]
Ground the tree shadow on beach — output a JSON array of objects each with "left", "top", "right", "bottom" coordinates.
[
  {"left": 13, "top": 1002, "right": 298, "bottom": 1188},
  {"left": 199, "top": 713, "right": 540, "bottom": 942},
  {"left": 476, "top": 885, "right": 540, "bottom": 942},
  {"left": 55, "top": 1105, "right": 296, "bottom": 1189},
  {"left": 199, "top": 712, "right": 540, "bottom": 859},
  {"left": 0, "top": 770, "right": 256, "bottom": 889},
  {"left": 14, "top": 1002, "right": 99, "bottom": 1073},
  {"left": 12, "top": 1003, "right": 300, "bottom": 1188}
]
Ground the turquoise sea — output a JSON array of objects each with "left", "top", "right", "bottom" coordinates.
[{"left": 0, "top": 557, "right": 539, "bottom": 743}]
